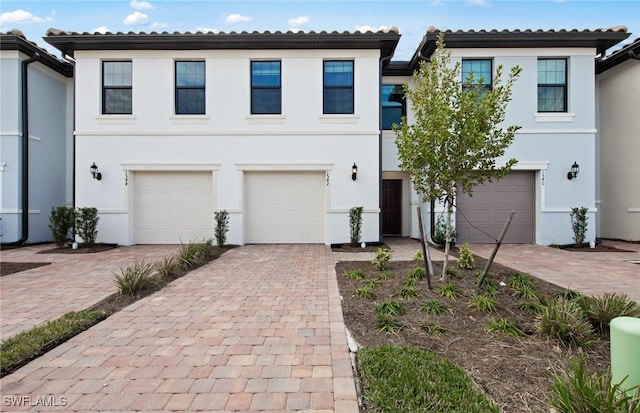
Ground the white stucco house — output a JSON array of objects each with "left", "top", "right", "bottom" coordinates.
[
  {"left": 596, "top": 37, "right": 640, "bottom": 241},
  {"left": 0, "top": 30, "right": 74, "bottom": 245},
  {"left": 36, "top": 26, "right": 630, "bottom": 246}
]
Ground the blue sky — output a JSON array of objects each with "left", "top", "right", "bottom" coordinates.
[{"left": 1, "top": 0, "right": 638, "bottom": 60}]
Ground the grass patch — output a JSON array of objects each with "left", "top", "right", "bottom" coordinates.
[
  {"left": 358, "top": 346, "right": 498, "bottom": 412},
  {"left": 1, "top": 310, "right": 107, "bottom": 376}
]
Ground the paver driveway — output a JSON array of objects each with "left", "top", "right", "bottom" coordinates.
[{"left": 0, "top": 245, "right": 358, "bottom": 412}]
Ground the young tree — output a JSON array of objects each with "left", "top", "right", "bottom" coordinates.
[{"left": 394, "top": 33, "right": 522, "bottom": 280}]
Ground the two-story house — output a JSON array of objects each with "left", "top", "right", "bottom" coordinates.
[
  {"left": 41, "top": 26, "right": 630, "bottom": 246},
  {"left": 0, "top": 30, "right": 74, "bottom": 245}
]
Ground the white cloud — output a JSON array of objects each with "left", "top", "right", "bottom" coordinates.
[
  {"left": 151, "top": 22, "right": 168, "bottom": 29},
  {"left": 129, "top": 0, "right": 154, "bottom": 10},
  {"left": 288, "top": 16, "right": 310, "bottom": 27},
  {"left": 195, "top": 27, "right": 219, "bottom": 33},
  {"left": 92, "top": 26, "right": 109, "bottom": 34},
  {"left": 0, "top": 9, "right": 51, "bottom": 25},
  {"left": 123, "top": 11, "right": 149, "bottom": 25},
  {"left": 225, "top": 14, "right": 252, "bottom": 24},
  {"left": 355, "top": 24, "right": 394, "bottom": 33}
]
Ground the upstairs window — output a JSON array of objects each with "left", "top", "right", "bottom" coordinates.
[
  {"left": 538, "top": 58, "right": 567, "bottom": 112},
  {"left": 102, "top": 61, "right": 132, "bottom": 114},
  {"left": 462, "top": 59, "right": 492, "bottom": 93},
  {"left": 251, "top": 61, "right": 281, "bottom": 114},
  {"left": 175, "top": 61, "right": 205, "bottom": 114},
  {"left": 324, "top": 60, "right": 354, "bottom": 114},
  {"left": 381, "top": 84, "right": 405, "bottom": 130}
]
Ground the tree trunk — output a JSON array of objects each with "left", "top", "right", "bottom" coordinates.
[{"left": 440, "top": 194, "right": 454, "bottom": 281}]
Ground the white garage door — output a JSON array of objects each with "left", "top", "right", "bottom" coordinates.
[
  {"left": 456, "top": 171, "right": 535, "bottom": 244},
  {"left": 245, "top": 172, "right": 325, "bottom": 243},
  {"left": 134, "top": 171, "right": 213, "bottom": 244}
]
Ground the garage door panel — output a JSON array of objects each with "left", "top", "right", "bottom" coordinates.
[
  {"left": 245, "top": 172, "right": 325, "bottom": 243},
  {"left": 456, "top": 172, "right": 534, "bottom": 244}
]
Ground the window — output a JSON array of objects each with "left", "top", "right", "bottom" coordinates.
[
  {"left": 175, "top": 61, "right": 205, "bottom": 114},
  {"left": 102, "top": 61, "right": 132, "bottom": 114},
  {"left": 381, "top": 84, "right": 405, "bottom": 130},
  {"left": 251, "top": 61, "right": 281, "bottom": 114},
  {"left": 323, "top": 60, "right": 354, "bottom": 114},
  {"left": 462, "top": 59, "right": 492, "bottom": 93},
  {"left": 537, "top": 58, "right": 567, "bottom": 112}
]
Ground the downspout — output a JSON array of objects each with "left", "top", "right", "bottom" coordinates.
[
  {"left": 1, "top": 52, "right": 39, "bottom": 246},
  {"left": 379, "top": 54, "right": 392, "bottom": 244}
]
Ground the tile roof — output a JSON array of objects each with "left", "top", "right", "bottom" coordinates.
[
  {"left": 0, "top": 29, "right": 73, "bottom": 77},
  {"left": 596, "top": 37, "right": 640, "bottom": 73}
]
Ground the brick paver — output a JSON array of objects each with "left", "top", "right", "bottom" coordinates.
[
  {"left": 0, "top": 245, "right": 359, "bottom": 412},
  {"left": 0, "top": 244, "right": 180, "bottom": 340}
]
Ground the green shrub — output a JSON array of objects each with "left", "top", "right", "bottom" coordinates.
[
  {"left": 549, "top": 356, "right": 640, "bottom": 413},
  {"left": 413, "top": 249, "right": 423, "bottom": 262},
  {"left": 433, "top": 216, "right": 456, "bottom": 248},
  {"left": 512, "top": 284, "right": 539, "bottom": 301},
  {"left": 75, "top": 207, "right": 99, "bottom": 247},
  {"left": 397, "top": 286, "right": 419, "bottom": 299},
  {"left": 554, "top": 290, "right": 583, "bottom": 300},
  {"left": 569, "top": 206, "right": 589, "bottom": 248},
  {"left": 372, "top": 247, "right": 393, "bottom": 271},
  {"left": 361, "top": 278, "right": 381, "bottom": 288},
  {"left": 438, "top": 282, "right": 463, "bottom": 300},
  {"left": 421, "top": 299, "right": 451, "bottom": 315},
  {"left": 155, "top": 256, "right": 179, "bottom": 279},
  {"left": 344, "top": 269, "right": 365, "bottom": 280},
  {"left": 213, "top": 209, "right": 229, "bottom": 247},
  {"left": 468, "top": 294, "right": 498, "bottom": 313},
  {"left": 355, "top": 286, "right": 373, "bottom": 299},
  {"left": 48, "top": 206, "right": 75, "bottom": 248},
  {"left": 419, "top": 321, "right": 447, "bottom": 337},
  {"left": 403, "top": 278, "right": 418, "bottom": 288},
  {"left": 176, "top": 240, "right": 210, "bottom": 270},
  {"left": 515, "top": 300, "right": 544, "bottom": 315},
  {"left": 457, "top": 242, "right": 475, "bottom": 269},
  {"left": 485, "top": 318, "right": 524, "bottom": 337},
  {"left": 538, "top": 298, "right": 597, "bottom": 347},
  {"left": 447, "top": 267, "right": 462, "bottom": 279},
  {"left": 114, "top": 261, "right": 157, "bottom": 297},
  {"left": 349, "top": 206, "right": 364, "bottom": 247},
  {"left": 406, "top": 267, "right": 426, "bottom": 280},
  {"left": 579, "top": 293, "right": 640, "bottom": 335},
  {"left": 376, "top": 314, "right": 402, "bottom": 334},
  {"left": 358, "top": 346, "right": 498, "bottom": 412},
  {"left": 376, "top": 300, "right": 406, "bottom": 317},
  {"left": 508, "top": 272, "right": 535, "bottom": 289},
  {"left": 378, "top": 271, "right": 396, "bottom": 280}
]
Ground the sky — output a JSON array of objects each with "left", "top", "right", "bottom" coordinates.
[{"left": 1, "top": 0, "right": 639, "bottom": 60}]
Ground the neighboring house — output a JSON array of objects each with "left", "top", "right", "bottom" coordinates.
[
  {"left": 596, "top": 38, "right": 640, "bottom": 241},
  {"left": 0, "top": 30, "right": 74, "bottom": 244},
  {"left": 40, "top": 26, "right": 630, "bottom": 246},
  {"left": 381, "top": 28, "right": 629, "bottom": 245},
  {"left": 44, "top": 29, "right": 400, "bottom": 246}
]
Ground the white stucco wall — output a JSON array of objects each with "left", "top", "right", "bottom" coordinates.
[
  {"left": 73, "top": 49, "right": 382, "bottom": 245},
  {"left": 597, "top": 59, "right": 640, "bottom": 241},
  {"left": 382, "top": 47, "right": 599, "bottom": 245}
]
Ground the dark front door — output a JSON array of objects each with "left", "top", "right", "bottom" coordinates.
[{"left": 382, "top": 179, "right": 402, "bottom": 236}]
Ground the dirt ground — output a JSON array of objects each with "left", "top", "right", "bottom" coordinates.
[{"left": 335, "top": 256, "right": 610, "bottom": 412}]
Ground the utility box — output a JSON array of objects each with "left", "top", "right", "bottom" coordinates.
[{"left": 610, "top": 316, "right": 640, "bottom": 394}]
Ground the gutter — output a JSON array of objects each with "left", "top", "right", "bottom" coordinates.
[{"left": 1, "top": 52, "right": 40, "bottom": 246}]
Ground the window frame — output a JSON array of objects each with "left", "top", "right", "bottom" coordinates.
[
  {"left": 250, "top": 60, "right": 282, "bottom": 115},
  {"left": 381, "top": 84, "right": 406, "bottom": 130},
  {"left": 102, "top": 61, "right": 132, "bottom": 115},
  {"left": 537, "top": 58, "right": 568, "bottom": 113},
  {"left": 175, "top": 60, "right": 206, "bottom": 115},
  {"left": 323, "top": 60, "right": 354, "bottom": 115},
  {"left": 461, "top": 58, "right": 493, "bottom": 93}
]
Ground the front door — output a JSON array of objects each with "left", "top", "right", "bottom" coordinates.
[{"left": 382, "top": 179, "right": 402, "bottom": 236}]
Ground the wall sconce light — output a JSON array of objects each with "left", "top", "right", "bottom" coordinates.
[
  {"left": 567, "top": 161, "right": 579, "bottom": 180},
  {"left": 351, "top": 163, "right": 358, "bottom": 181},
  {"left": 90, "top": 162, "right": 102, "bottom": 181}
]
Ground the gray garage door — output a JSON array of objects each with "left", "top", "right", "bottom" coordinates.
[{"left": 456, "top": 171, "right": 534, "bottom": 244}]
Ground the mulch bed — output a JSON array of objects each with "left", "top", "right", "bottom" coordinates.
[
  {"left": 331, "top": 244, "right": 387, "bottom": 253},
  {"left": 37, "top": 243, "right": 118, "bottom": 254},
  {"left": 1, "top": 262, "right": 52, "bottom": 277},
  {"left": 336, "top": 256, "right": 610, "bottom": 412}
]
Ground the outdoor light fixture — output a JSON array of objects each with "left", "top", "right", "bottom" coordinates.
[
  {"left": 351, "top": 163, "right": 358, "bottom": 181},
  {"left": 567, "top": 161, "right": 579, "bottom": 180},
  {"left": 90, "top": 162, "right": 102, "bottom": 181}
]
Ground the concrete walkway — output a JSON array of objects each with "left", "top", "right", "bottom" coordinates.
[
  {"left": 1, "top": 244, "right": 180, "bottom": 340},
  {"left": 0, "top": 245, "right": 357, "bottom": 412}
]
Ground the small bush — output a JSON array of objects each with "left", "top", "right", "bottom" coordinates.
[
  {"left": 508, "top": 272, "right": 535, "bottom": 289},
  {"left": 176, "top": 240, "right": 210, "bottom": 270},
  {"left": 403, "top": 278, "right": 418, "bottom": 288},
  {"left": 579, "top": 293, "right": 640, "bottom": 335},
  {"left": 447, "top": 267, "right": 462, "bottom": 279},
  {"left": 413, "top": 250, "right": 423, "bottom": 262},
  {"left": 75, "top": 207, "right": 99, "bottom": 247},
  {"left": 397, "top": 286, "right": 419, "bottom": 299},
  {"left": 355, "top": 286, "right": 373, "bottom": 299},
  {"left": 538, "top": 298, "right": 597, "bottom": 347},
  {"left": 438, "top": 282, "right": 463, "bottom": 300},
  {"left": 419, "top": 321, "right": 447, "bottom": 337},
  {"left": 155, "top": 256, "right": 179, "bottom": 279},
  {"left": 512, "top": 284, "right": 539, "bottom": 301},
  {"left": 421, "top": 299, "right": 451, "bottom": 315},
  {"left": 570, "top": 206, "right": 589, "bottom": 248},
  {"left": 48, "top": 206, "right": 75, "bottom": 248},
  {"left": 372, "top": 247, "right": 393, "bottom": 271},
  {"left": 378, "top": 271, "right": 396, "bottom": 280},
  {"left": 114, "top": 261, "right": 157, "bottom": 297},
  {"left": 376, "top": 314, "right": 402, "bottom": 334},
  {"left": 485, "top": 318, "right": 524, "bottom": 337},
  {"left": 213, "top": 210, "right": 229, "bottom": 247},
  {"left": 468, "top": 294, "right": 498, "bottom": 313},
  {"left": 457, "top": 242, "right": 475, "bottom": 269},
  {"left": 406, "top": 267, "right": 426, "bottom": 280},
  {"left": 515, "top": 300, "right": 544, "bottom": 315},
  {"left": 433, "top": 216, "right": 456, "bottom": 248},
  {"left": 361, "top": 278, "right": 381, "bottom": 288},
  {"left": 349, "top": 206, "right": 364, "bottom": 247},
  {"left": 554, "top": 290, "right": 583, "bottom": 300},
  {"left": 376, "top": 300, "right": 406, "bottom": 317},
  {"left": 549, "top": 356, "right": 640, "bottom": 413},
  {"left": 344, "top": 269, "right": 365, "bottom": 280}
]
